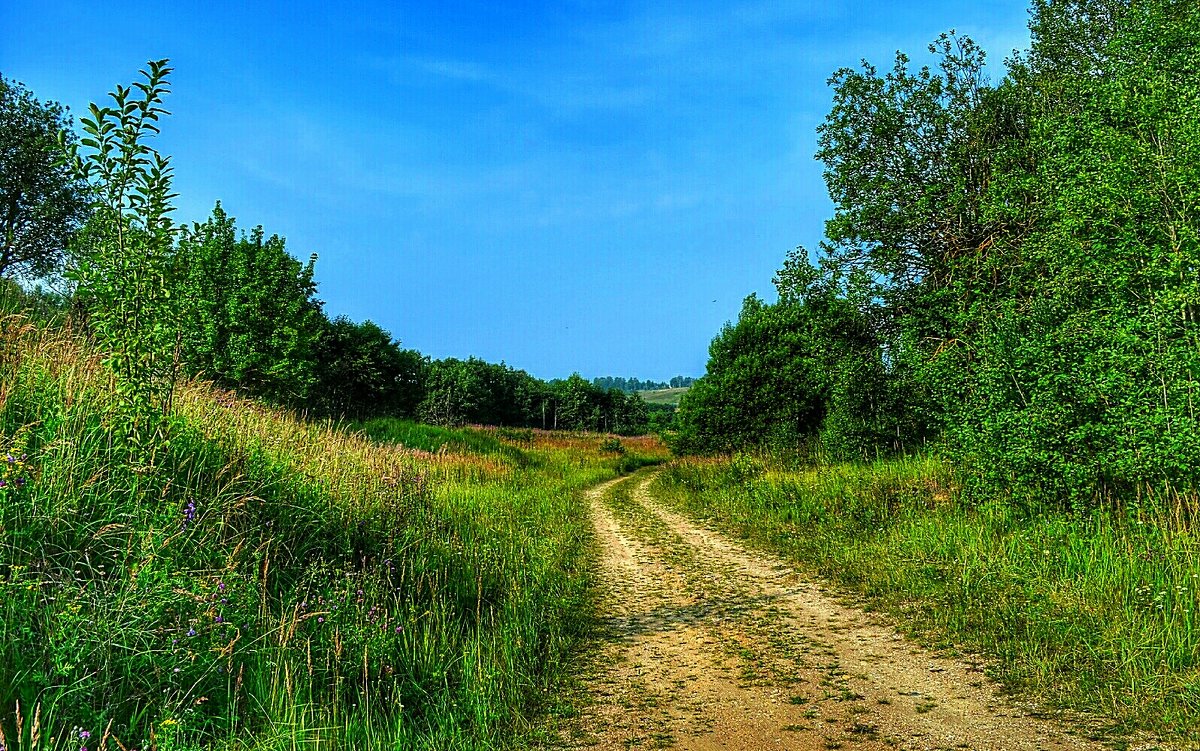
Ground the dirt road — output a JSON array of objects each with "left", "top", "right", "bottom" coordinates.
[{"left": 553, "top": 472, "right": 1110, "bottom": 751}]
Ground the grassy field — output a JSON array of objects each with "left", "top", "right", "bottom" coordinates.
[
  {"left": 0, "top": 307, "right": 668, "bottom": 750},
  {"left": 637, "top": 387, "right": 688, "bottom": 406},
  {"left": 654, "top": 454, "right": 1200, "bottom": 743}
]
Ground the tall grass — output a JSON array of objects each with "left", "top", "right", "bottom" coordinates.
[
  {"left": 352, "top": 419, "right": 532, "bottom": 465},
  {"left": 656, "top": 454, "right": 1200, "bottom": 741},
  {"left": 0, "top": 307, "right": 668, "bottom": 750}
]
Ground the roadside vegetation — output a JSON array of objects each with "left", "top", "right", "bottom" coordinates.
[
  {"left": 665, "top": 0, "right": 1200, "bottom": 742},
  {"left": 655, "top": 455, "right": 1200, "bottom": 739}
]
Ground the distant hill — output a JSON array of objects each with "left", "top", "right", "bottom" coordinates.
[{"left": 638, "top": 387, "right": 689, "bottom": 406}]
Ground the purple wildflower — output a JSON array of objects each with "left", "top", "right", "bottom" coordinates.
[{"left": 181, "top": 499, "right": 197, "bottom": 532}]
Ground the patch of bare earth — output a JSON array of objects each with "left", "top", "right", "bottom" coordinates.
[{"left": 552, "top": 472, "right": 1120, "bottom": 751}]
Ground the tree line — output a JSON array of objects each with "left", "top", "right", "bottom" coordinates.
[
  {"left": 675, "top": 0, "right": 1200, "bottom": 507},
  {"left": 1, "top": 69, "right": 653, "bottom": 435},
  {"left": 592, "top": 375, "right": 695, "bottom": 393}
]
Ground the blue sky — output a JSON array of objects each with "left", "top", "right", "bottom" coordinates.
[{"left": 1, "top": 1, "right": 1031, "bottom": 381}]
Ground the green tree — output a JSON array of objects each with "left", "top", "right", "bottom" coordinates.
[
  {"left": 816, "top": 32, "right": 994, "bottom": 296},
  {"left": 63, "top": 60, "right": 180, "bottom": 461},
  {"left": 0, "top": 75, "right": 88, "bottom": 280},
  {"left": 552, "top": 373, "right": 598, "bottom": 431},
  {"left": 645, "top": 402, "right": 676, "bottom": 434},
  {"left": 312, "top": 316, "right": 427, "bottom": 418},
  {"left": 513, "top": 370, "right": 554, "bottom": 429},
  {"left": 613, "top": 391, "right": 650, "bottom": 436},
  {"left": 674, "top": 294, "right": 827, "bottom": 453},
  {"left": 675, "top": 249, "right": 921, "bottom": 458},
  {"left": 419, "top": 358, "right": 487, "bottom": 427},
  {"left": 174, "top": 203, "right": 324, "bottom": 404},
  {"left": 814, "top": 31, "right": 1026, "bottom": 441}
]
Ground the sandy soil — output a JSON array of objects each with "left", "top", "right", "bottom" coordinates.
[{"left": 552, "top": 472, "right": 1116, "bottom": 751}]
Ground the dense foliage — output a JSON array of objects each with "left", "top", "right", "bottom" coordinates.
[
  {"left": 676, "top": 0, "right": 1200, "bottom": 506},
  {"left": 311, "top": 315, "right": 427, "bottom": 419}
]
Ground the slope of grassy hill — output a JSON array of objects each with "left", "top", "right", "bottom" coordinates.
[
  {"left": 638, "top": 387, "right": 689, "bottom": 406},
  {"left": 0, "top": 302, "right": 668, "bottom": 750}
]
